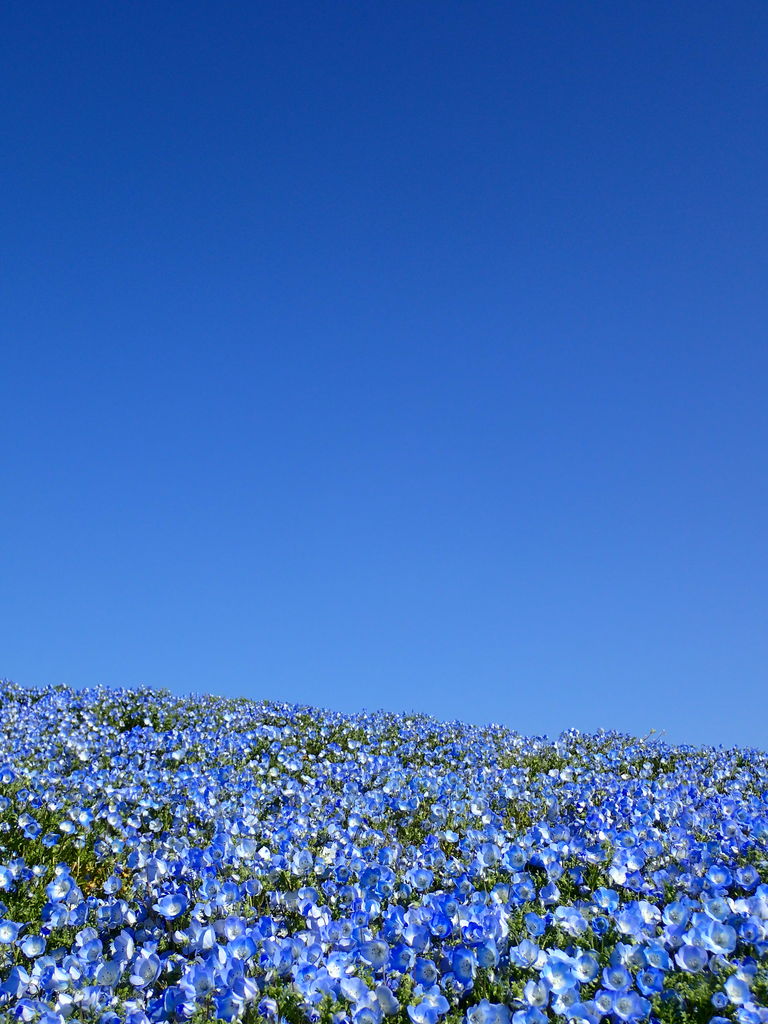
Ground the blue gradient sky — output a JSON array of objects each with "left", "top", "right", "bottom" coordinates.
[{"left": 2, "top": 2, "right": 767, "bottom": 748}]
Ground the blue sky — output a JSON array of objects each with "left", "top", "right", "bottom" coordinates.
[{"left": 1, "top": 1, "right": 766, "bottom": 748}]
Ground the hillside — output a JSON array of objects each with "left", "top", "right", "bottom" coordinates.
[{"left": 0, "top": 681, "right": 766, "bottom": 1024}]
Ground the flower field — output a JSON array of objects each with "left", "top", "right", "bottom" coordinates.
[{"left": 1, "top": 682, "right": 767, "bottom": 1024}]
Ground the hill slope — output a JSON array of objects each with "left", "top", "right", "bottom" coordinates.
[{"left": 1, "top": 681, "right": 767, "bottom": 1023}]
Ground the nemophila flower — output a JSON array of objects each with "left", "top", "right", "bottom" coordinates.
[
  {"left": 602, "top": 964, "right": 631, "bottom": 991},
  {"left": 408, "top": 985, "right": 449, "bottom": 1024},
  {"left": 553, "top": 905, "right": 587, "bottom": 935},
  {"left": 636, "top": 968, "right": 664, "bottom": 996},
  {"left": 341, "top": 976, "right": 370, "bottom": 1004},
  {"left": 662, "top": 900, "right": 690, "bottom": 928},
  {"left": 591, "top": 915, "right": 610, "bottom": 936},
  {"left": 572, "top": 952, "right": 599, "bottom": 983},
  {"left": 593, "top": 888, "right": 619, "bottom": 913},
  {"left": 542, "top": 951, "right": 577, "bottom": 994},
  {"left": 725, "top": 975, "right": 752, "bottom": 1006},
  {"left": 539, "top": 881, "right": 560, "bottom": 906},
  {"left": 13, "top": 1001, "right": 41, "bottom": 1024},
  {"left": 0, "top": 965, "right": 30, "bottom": 998},
  {"left": 94, "top": 960, "right": 123, "bottom": 987},
  {"left": 735, "top": 962, "right": 759, "bottom": 987},
  {"left": 737, "top": 865, "right": 760, "bottom": 890},
  {"left": 428, "top": 912, "right": 453, "bottom": 939},
  {"left": 703, "top": 896, "right": 730, "bottom": 921},
  {"left": 38, "top": 965, "right": 70, "bottom": 993},
  {"left": 700, "top": 918, "right": 738, "bottom": 955},
  {"left": 612, "top": 991, "right": 651, "bottom": 1021},
  {"left": 376, "top": 984, "right": 399, "bottom": 1016},
  {"left": 509, "top": 939, "right": 539, "bottom": 969},
  {"left": 523, "top": 912, "right": 546, "bottom": 936},
  {"left": 478, "top": 844, "right": 501, "bottom": 869},
  {"left": 0, "top": 919, "right": 20, "bottom": 943},
  {"left": 20, "top": 934, "right": 46, "bottom": 958},
  {"left": 707, "top": 864, "right": 733, "bottom": 889},
  {"left": 617, "top": 943, "right": 645, "bottom": 972},
  {"left": 450, "top": 946, "right": 477, "bottom": 983},
  {"left": 476, "top": 940, "right": 498, "bottom": 968},
  {"left": 674, "top": 944, "right": 708, "bottom": 973},
  {"left": 404, "top": 922, "right": 430, "bottom": 951},
  {"left": 594, "top": 989, "right": 615, "bottom": 1015},
  {"left": 130, "top": 950, "right": 161, "bottom": 988},
  {"left": 522, "top": 980, "right": 549, "bottom": 1008},
  {"left": 511, "top": 1009, "right": 548, "bottom": 1024},
  {"left": 258, "top": 996, "right": 279, "bottom": 1019},
  {"left": 45, "top": 873, "right": 73, "bottom": 902},
  {"left": 413, "top": 958, "right": 439, "bottom": 986},
  {"left": 642, "top": 941, "right": 670, "bottom": 971},
  {"left": 184, "top": 962, "right": 215, "bottom": 997},
  {"left": 740, "top": 918, "right": 763, "bottom": 944},
  {"left": 409, "top": 869, "right": 434, "bottom": 892},
  {"left": 152, "top": 893, "right": 188, "bottom": 919},
  {"left": 465, "top": 999, "right": 510, "bottom": 1024},
  {"left": 214, "top": 990, "right": 243, "bottom": 1022},
  {"left": 38, "top": 1012, "right": 66, "bottom": 1024},
  {"left": 355, "top": 1007, "right": 380, "bottom": 1024},
  {"left": 360, "top": 938, "right": 389, "bottom": 969}
]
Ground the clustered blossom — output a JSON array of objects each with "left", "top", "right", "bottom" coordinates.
[{"left": 0, "top": 682, "right": 767, "bottom": 1024}]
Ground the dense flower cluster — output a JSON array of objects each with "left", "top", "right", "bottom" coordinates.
[{"left": 1, "top": 682, "right": 767, "bottom": 1024}]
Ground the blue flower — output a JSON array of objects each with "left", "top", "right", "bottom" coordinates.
[
  {"left": 360, "top": 938, "right": 390, "bottom": 969},
  {"left": 636, "top": 968, "right": 664, "bottom": 995},
  {"left": 724, "top": 975, "right": 751, "bottom": 1006},
  {"left": 214, "top": 990, "right": 243, "bottom": 1022},
  {"left": 522, "top": 980, "right": 549, "bottom": 1008},
  {"left": 376, "top": 984, "right": 400, "bottom": 1016},
  {"left": 601, "top": 965, "right": 631, "bottom": 991},
  {"left": 152, "top": 893, "right": 188, "bottom": 919},
  {"left": 573, "top": 952, "right": 599, "bottom": 984},
  {"left": 95, "top": 960, "right": 123, "bottom": 987},
  {"left": 20, "top": 934, "right": 46, "bottom": 958},
  {"left": 674, "top": 945, "right": 708, "bottom": 973},
  {"left": 0, "top": 919, "right": 19, "bottom": 943},
  {"left": 408, "top": 986, "right": 449, "bottom": 1024},
  {"left": 612, "top": 991, "right": 651, "bottom": 1021},
  {"left": 0, "top": 965, "right": 30, "bottom": 998},
  {"left": 466, "top": 999, "right": 510, "bottom": 1024},
  {"left": 129, "top": 950, "right": 161, "bottom": 988}
]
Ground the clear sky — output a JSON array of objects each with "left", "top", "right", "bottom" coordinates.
[{"left": 2, "top": 1, "right": 767, "bottom": 749}]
